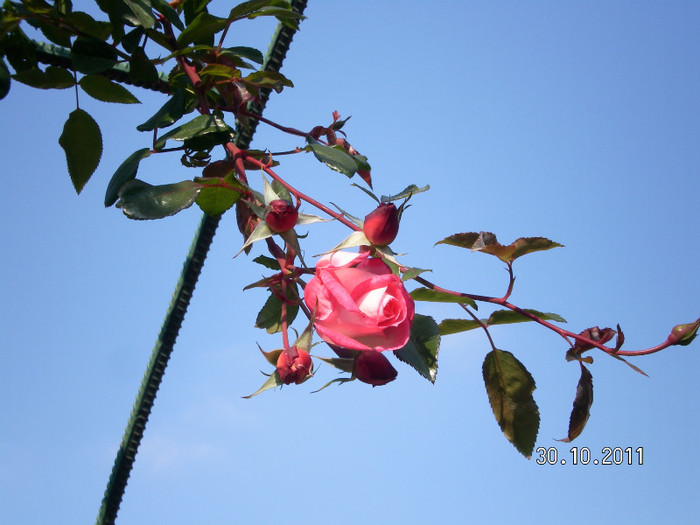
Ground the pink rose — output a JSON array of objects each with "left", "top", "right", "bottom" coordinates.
[{"left": 304, "top": 251, "right": 414, "bottom": 351}]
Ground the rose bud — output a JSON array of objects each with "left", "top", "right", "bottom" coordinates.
[
  {"left": 354, "top": 350, "right": 398, "bottom": 387},
  {"left": 265, "top": 199, "right": 298, "bottom": 233},
  {"left": 363, "top": 202, "right": 399, "bottom": 246},
  {"left": 276, "top": 347, "right": 313, "bottom": 385}
]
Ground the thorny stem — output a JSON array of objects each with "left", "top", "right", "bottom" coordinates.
[
  {"left": 411, "top": 274, "right": 675, "bottom": 358},
  {"left": 234, "top": 149, "right": 360, "bottom": 231},
  {"left": 239, "top": 109, "right": 317, "bottom": 139}
]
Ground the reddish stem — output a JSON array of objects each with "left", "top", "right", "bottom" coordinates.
[{"left": 411, "top": 274, "right": 673, "bottom": 358}]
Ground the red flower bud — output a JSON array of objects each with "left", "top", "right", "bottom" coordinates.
[
  {"left": 363, "top": 202, "right": 399, "bottom": 246},
  {"left": 265, "top": 199, "right": 298, "bottom": 233},
  {"left": 276, "top": 347, "right": 313, "bottom": 385},
  {"left": 354, "top": 350, "right": 397, "bottom": 387}
]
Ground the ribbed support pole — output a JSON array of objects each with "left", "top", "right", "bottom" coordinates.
[{"left": 95, "top": 3, "right": 308, "bottom": 523}]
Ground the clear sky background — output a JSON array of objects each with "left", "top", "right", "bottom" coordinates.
[{"left": 1, "top": 1, "right": 699, "bottom": 524}]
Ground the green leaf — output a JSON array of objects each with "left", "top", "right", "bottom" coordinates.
[
  {"left": 64, "top": 11, "right": 112, "bottom": 40},
  {"left": 155, "top": 114, "right": 232, "bottom": 150},
  {"left": 557, "top": 365, "right": 593, "bottom": 443},
  {"left": 71, "top": 36, "right": 118, "bottom": 74},
  {"left": 255, "top": 292, "right": 299, "bottom": 334},
  {"left": 137, "top": 88, "right": 191, "bottom": 131},
  {"left": 393, "top": 314, "right": 440, "bottom": 383},
  {"left": 177, "top": 12, "right": 228, "bottom": 46},
  {"left": 409, "top": 288, "right": 477, "bottom": 309},
  {"left": 486, "top": 309, "right": 566, "bottom": 326},
  {"left": 12, "top": 66, "right": 75, "bottom": 89},
  {"left": 121, "top": 28, "right": 145, "bottom": 54},
  {"left": 195, "top": 179, "right": 242, "bottom": 216},
  {"left": 243, "top": 70, "right": 293, "bottom": 94},
  {"left": 438, "top": 318, "right": 482, "bottom": 336},
  {"left": 151, "top": 0, "right": 185, "bottom": 30},
  {"left": 0, "top": 59, "right": 9, "bottom": 99},
  {"left": 482, "top": 349, "right": 540, "bottom": 458},
  {"left": 436, "top": 232, "right": 563, "bottom": 263},
  {"left": 229, "top": 0, "right": 291, "bottom": 20},
  {"left": 222, "top": 45, "right": 264, "bottom": 64},
  {"left": 36, "top": 18, "right": 72, "bottom": 47},
  {"left": 252, "top": 255, "right": 280, "bottom": 270},
  {"left": 58, "top": 109, "right": 102, "bottom": 194},
  {"left": 115, "top": 179, "right": 201, "bottom": 220},
  {"left": 128, "top": 48, "right": 159, "bottom": 85},
  {"left": 79, "top": 74, "right": 141, "bottom": 103},
  {"left": 438, "top": 310, "right": 566, "bottom": 336},
  {"left": 2, "top": 27, "right": 37, "bottom": 73},
  {"left": 242, "top": 370, "right": 284, "bottom": 399},
  {"left": 382, "top": 184, "right": 430, "bottom": 202},
  {"left": 305, "top": 137, "right": 358, "bottom": 177},
  {"left": 104, "top": 148, "right": 151, "bottom": 207},
  {"left": 122, "top": 0, "right": 157, "bottom": 28},
  {"left": 401, "top": 267, "right": 432, "bottom": 281}
]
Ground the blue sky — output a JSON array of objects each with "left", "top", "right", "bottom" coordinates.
[{"left": 1, "top": 1, "right": 699, "bottom": 524}]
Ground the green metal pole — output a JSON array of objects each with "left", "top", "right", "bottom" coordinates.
[{"left": 95, "top": 3, "right": 308, "bottom": 523}]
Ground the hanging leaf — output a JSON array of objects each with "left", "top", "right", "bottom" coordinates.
[
  {"left": 305, "top": 137, "right": 358, "bottom": 177},
  {"left": 12, "top": 65, "right": 75, "bottom": 89},
  {"left": 254, "top": 291, "right": 299, "bottom": 334},
  {"left": 151, "top": 0, "right": 185, "bottom": 30},
  {"left": 64, "top": 11, "right": 112, "bottom": 40},
  {"left": 438, "top": 310, "right": 565, "bottom": 336},
  {"left": 409, "top": 288, "right": 477, "bottom": 309},
  {"left": 137, "top": 88, "right": 192, "bottom": 131},
  {"left": 393, "top": 314, "right": 440, "bottom": 383},
  {"left": 104, "top": 148, "right": 152, "bottom": 207},
  {"left": 482, "top": 349, "right": 540, "bottom": 458},
  {"left": 382, "top": 184, "right": 430, "bottom": 202},
  {"left": 128, "top": 48, "right": 159, "bottom": 85},
  {"left": 177, "top": 12, "right": 228, "bottom": 46},
  {"left": 252, "top": 255, "right": 280, "bottom": 270},
  {"left": 195, "top": 185, "right": 241, "bottom": 216},
  {"left": 222, "top": 45, "right": 264, "bottom": 64},
  {"left": 557, "top": 365, "right": 593, "bottom": 443},
  {"left": 70, "top": 36, "right": 118, "bottom": 74},
  {"left": 79, "top": 74, "right": 141, "bottom": 103},
  {"left": 400, "top": 267, "right": 432, "bottom": 281},
  {"left": 486, "top": 309, "right": 566, "bottom": 326},
  {"left": 121, "top": 0, "right": 157, "bottom": 29},
  {"left": 438, "top": 318, "right": 482, "bottom": 335},
  {"left": 436, "top": 232, "right": 563, "bottom": 263},
  {"left": 243, "top": 70, "right": 293, "bottom": 94},
  {"left": 229, "top": 0, "right": 305, "bottom": 29},
  {"left": 115, "top": 179, "right": 201, "bottom": 220},
  {"left": 58, "top": 109, "right": 102, "bottom": 194},
  {"left": 154, "top": 114, "right": 232, "bottom": 150}
]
